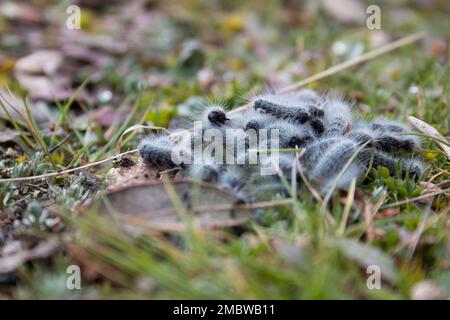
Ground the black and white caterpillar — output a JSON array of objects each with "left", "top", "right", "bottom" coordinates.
[{"left": 139, "top": 89, "right": 425, "bottom": 203}]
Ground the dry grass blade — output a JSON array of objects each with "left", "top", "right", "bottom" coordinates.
[
  {"left": 408, "top": 116, "right": 450, "bottom": 160},
  {"left": 295, "top": 160, "right": 323, "bottom": 204},
  {"left": 228, "top": 32, "right": 425, "bottom": 115},
  {"left": 0, "top": 149, "right": 138, "bottom": 183},
  {"left": 406, "top": 202, "right": 433, "bottom": 260},
  {"left": 294, "top": 158, "right": 337, "bottom": 226},
  {"left": 279, "top": 32, "right": 425, "bottom": 94},
  {"left": 0, "top": 32, "right": 425, "bottom": 183}
]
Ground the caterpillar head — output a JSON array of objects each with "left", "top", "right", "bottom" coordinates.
[{"left": 202, "top": 105, "right": 229, "bottom": 127}]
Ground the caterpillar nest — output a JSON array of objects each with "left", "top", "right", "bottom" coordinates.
[{"left": 139, "top": 89, "right": 425, "bottom": 204}]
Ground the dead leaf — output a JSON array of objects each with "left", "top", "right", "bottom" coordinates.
[
  {"left": 13, "top": 50, "right": 90, "bottom": 101},
  {"left": 408, "top": 116, "right": 450, "bottom": 160},
  {"left": 332, "top": 238, "right": 398, "bottom": 283},
  {"left": 61, "top": 43, "right": 108, "bottom": 67},
  {"left": 88, "top": 105, "right": 128, "bottom": 127},
  {"left": 60, "top": 29, "right": 127, "bottom": 55},
  {"left": 0, "top": 238, "right": 61, "bottom": 274},
  {"left": 15, "top": 73, "right": 73, "bottom": 101},
  {"left": 15, "top": 50, "right": 63, "bottom": 75},
  {"left": 319, "top": 0, "right": 365, "bottom": 25},
  {"left": 410, "top": 280, "right": 448, "bottom": 300},
  {"left": 0, "top": 129, "right": 21, "bottom": 143},
  {"left": 0, "top": 89, "right": 51, "bottom": 124},
  {"left": 66, "top": 243, "right": 129, "bottom": 285},
  {"left": 90, "top": 179, "right": 251, "bottom": 231},
  {"left": 0, "top": 2, "right": 45, "bottom": 24}
]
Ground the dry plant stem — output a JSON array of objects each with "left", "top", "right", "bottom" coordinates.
[
  {"left": 0, "top": 32, "right": 425, "bottom": 183},
  {"left": 0, "top": 149, "right": 138, "bottom": 183},
  {"left": 367, "top": 193, "right": 387, "bottom": 240},
  {"left": 392, "top": 203, "right": 449, "bottom": 255},
  {"left": 361, "top": 192, "right": 388, "bottom": 241},
  {"left": 362, "top": 202, "right": 374, "bottom": 242},
  {"left": 295, "top": 157, "right": 323, "bottom": 204},
  {"left": 282, "top": 33, "right": 426, "bottom": 92},
  {"left": 427, "top": 168, "right": 450, "bottom": 183},
  {"left": 294, "top": 158, "right": 336, "bottom": 226},
  {"left": 408, "top": 116, "right": 450, "bottom": 160},
  {"left": 429, "top": 171, "right": 447, "bottom": 182},
  {"left": 229, "top": 32, "right": 426, "bottom": 115}
]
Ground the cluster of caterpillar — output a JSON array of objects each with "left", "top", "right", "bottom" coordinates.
[{"left": 138, "top": 89, "right": 424, "bottom": 203}]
